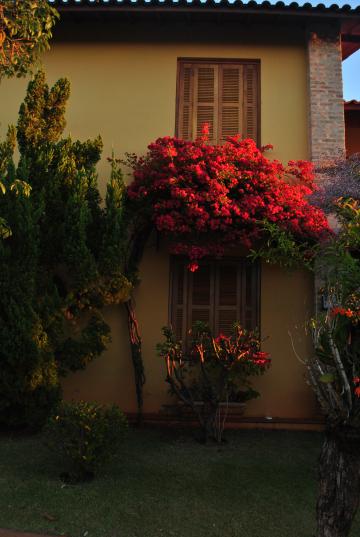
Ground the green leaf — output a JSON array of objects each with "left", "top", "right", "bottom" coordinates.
[
  {"left": 319, "top": 373, "right": 335, "bottom": 384},
  {"left": 0, "top": 218, "right": 12, "bottom": 239}
]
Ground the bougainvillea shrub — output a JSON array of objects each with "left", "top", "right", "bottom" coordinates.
[{"left": 127, "top": 130, "right": 330, "bottom": 271}]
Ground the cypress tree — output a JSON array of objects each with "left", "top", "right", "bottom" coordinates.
[{"left": 0, "top": 72, "right": 130, "bottom": 429}]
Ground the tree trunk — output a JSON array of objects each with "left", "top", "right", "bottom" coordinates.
[
  {"left": 125, "top": 298, "right": 145, "bottom": 425},
  {"left": 317, "top": 427, "right": 360, "bottom": 537}
]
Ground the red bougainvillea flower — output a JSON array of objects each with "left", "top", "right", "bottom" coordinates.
[
  {"left": 188, "top": 262, "right": 199, "bottom": 272},
  {"left": 127, "top": 133, "right": 330, "bottom": 270}
]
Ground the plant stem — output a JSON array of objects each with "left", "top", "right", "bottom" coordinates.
[
  {"left": 316, "top": 428, "right": 360, "bottom": 537},
  {"left": 125, "top": 298, "right": 145, "bottom": 425}
]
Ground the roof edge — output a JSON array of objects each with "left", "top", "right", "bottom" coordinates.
[{"left": 50, "top": 0, "right": 360, "bottom": 18}]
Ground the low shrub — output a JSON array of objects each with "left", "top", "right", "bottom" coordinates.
[
  {"left": 44, "top": 401, "right": 128, "bottom": 482},
  {"left": 157, "top": 322, "right": 270, "bottom": 442}
]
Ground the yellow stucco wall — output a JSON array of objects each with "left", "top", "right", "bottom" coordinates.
[
  {"left": 0, "top": 20, "right": 318, "bottom": 420},
  {"left": 0, "top": 21, "right": 309, "bottom": 170}
]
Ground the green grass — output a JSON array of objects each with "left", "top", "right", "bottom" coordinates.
[{"left": 0, "top": 428, "right": 359, "bottom": 537}]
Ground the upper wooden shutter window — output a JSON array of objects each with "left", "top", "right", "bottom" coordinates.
[{"left": 176, "top": 60, "right": 260, "bottom": 145}]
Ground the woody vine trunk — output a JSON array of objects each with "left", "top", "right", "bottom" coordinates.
[
  {"left": 123, "top": 223, "right": 152, "bottom": 424},
  {"left": 316, "top": 427, "right": 360, "bottom": 537},
  {"left": 125, "top": 299, "right": 145, "bottom": 425}
]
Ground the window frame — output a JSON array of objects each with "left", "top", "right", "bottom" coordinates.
[
  {"left": 168, "top": 257, "right": 261, "bottom": 343},
  {"left": 175, "top": 57, "right": 261, "bottom": 146}
]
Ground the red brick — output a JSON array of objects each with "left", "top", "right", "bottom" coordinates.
[{"left": 307, "top": 24, "right": 345, "bottom": 163}]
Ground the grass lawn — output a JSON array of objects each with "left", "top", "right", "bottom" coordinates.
[{"left": 0, "top": 428, "right": 359, "bottom": 537}]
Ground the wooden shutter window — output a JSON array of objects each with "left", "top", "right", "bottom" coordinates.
[
  {"left": 243, "top": 64, "right": 259, "bottom": 141},
  {"left": 189, "top": 264, "right": 214, "bottom": 330},
  {"left": 195, "top": 66, "right": 218, "bottom": 143},
  {"left": 177, "top": 60, "right": 259, "bottom": 145},
  {"left": 219, "top": 65, "right": 243, "bottom": 144},
  {"left": 171, "top": 262, "right": 187, "bottom": 342},
  {"left": 178, "top": 66, "right": 194, "bottom": 141},
  {"left": 242, "top": 261, "right": 260, "bottom": 330},
  {"left": 170, "top": 259, "right": 260, "bottom": 342},
  {"left": 216, "top": 263, "right": 240, "bottom": 335}
]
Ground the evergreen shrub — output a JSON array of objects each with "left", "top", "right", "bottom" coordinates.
[
  {"left": 0, "top": 72, "right": 130, "bottom": 429},
  {"left": 44, "top": 401, "right": 128, "bottom": 482}
]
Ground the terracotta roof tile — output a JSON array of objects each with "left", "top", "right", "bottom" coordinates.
[
  {"left": 48, "top": 0, "right": 360, "bottom": 14},
  {"left": 345, "top": 100, "right": 360, "bottom": 110}
]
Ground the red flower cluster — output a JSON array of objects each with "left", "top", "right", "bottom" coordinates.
[
  {"left": 212, "top": 328, "right": 271, "bottom": 371},
  {"left": 353, "top": 377, "right": 360, "bottom": 398},
  {"left": 127, "top": 134, "right": 330, "bottom": 269},
  {"left": 331, "top": 307, "right": 354, "bottom": 318},
  {"left": 330, "top": 306, "right": 360, "bottom": 324}
]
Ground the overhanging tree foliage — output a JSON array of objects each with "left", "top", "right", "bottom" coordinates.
[
  {"left": 0, "top": 0, "right": 58, "bottom": 239},
  {"left": 0, "top": 0, "right": 58, "bottom": 80}
]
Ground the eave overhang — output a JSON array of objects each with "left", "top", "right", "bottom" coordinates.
[
  {"left": 345, "top": 100, "right": 360, "bottom": 111},
  {"left": 49, "top": 0, "right": 360, "bottom": 59}
]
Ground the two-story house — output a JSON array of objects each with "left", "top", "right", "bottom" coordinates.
[{"left": 1, "top": 0, "right": 360, "bottom": 427}]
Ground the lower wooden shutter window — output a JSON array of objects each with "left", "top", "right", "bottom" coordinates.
[
  {"left": 170, "top": 259, "right": 260, "bottom": 342},
  {"left": 176, "top": 59, "right": 260, "bottom": 145}
]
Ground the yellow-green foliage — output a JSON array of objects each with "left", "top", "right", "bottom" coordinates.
[
  {"left": 44, "top": 401, "right": 128, "bottom": 481},
  {"left": 0, "top": 0, "right": 59, "bottom": 80}
]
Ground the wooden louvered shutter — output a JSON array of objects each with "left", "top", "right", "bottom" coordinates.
[
  {"left": 177, "top": 60, "right": 259, "bottom": 145},
  {"left": 194, "top": 65, "right": 218, "bottom": 144},
  {"left": 219, "top": 65, "right": 244, "bottom": 144},
  {"left": 241, "top": 261, "right": 260, "bottom": 330},
  {"left": 243, "top": 64, "right": 259, "bottom": 142},
  {"left": 171, "top": 261, "right": 187, "bottom": 342},
  {"left": 178, "top": 65, "right": 194, "bottom": 141},
  {"left": 171, "top": 259, "right": 260, "bottom": 343},
  {"left": 171, "top": 262, "right": 215, "bottom": 341},
  {"left": 177, "top": 63, "right": 218, "bottom": 143},
  {"left": 215, "top": 263, "right": 240, "bottom": 335},
  {"left": 214, "top": 261, "right": 260, "bottom": 335},
  {"left": 188, "top": 263, "right": 214, "bottom": 331}
]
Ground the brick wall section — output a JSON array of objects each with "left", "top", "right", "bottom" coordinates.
[
  {"left": 307, "top": 24, "right": 345, "bottom": 163},
  {"left": 307, "top": 25, "right": 345, "bottom": 315}
]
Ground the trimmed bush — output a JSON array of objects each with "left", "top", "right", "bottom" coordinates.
[{"left": 44, "top": 401, "right": 128, "bottom": 481}]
